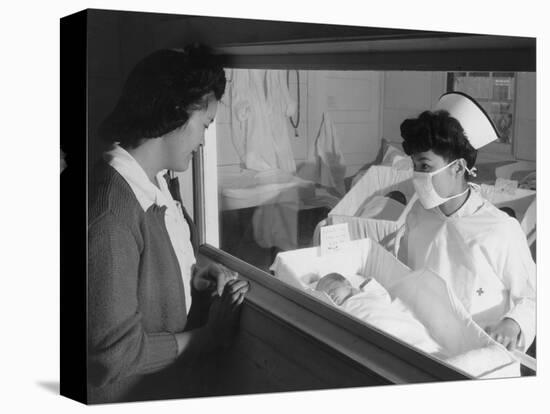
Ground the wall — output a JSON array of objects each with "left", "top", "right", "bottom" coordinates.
[
  {"left": 87, "top": 11, "right": 123, "bottom": 167},
  {"left": 216, "top": 69, "right": 382, "bottom": 178},
  {"left": 217, "top": 70, "right": 535, "bottom": 177},
  {"left": 381, "top": 71, "right": 447, "bottom": 145},
  {"left": 87, "top": 11, "right": 161, "bottom": 167},
  {"left": 87, "top": 11, "right": 196, "bottom": 215},
  {"left": 308, "top": 71, "right": 382, "bottom": 177},
  {"left": 380, "top": 71, "right": 536, "bottom": 164},
  {"left": 514, "top": 72, "right": 536, "bottom": 161},
  {"left": 217, "top": 69, "right": 537, "bottom": 178}
]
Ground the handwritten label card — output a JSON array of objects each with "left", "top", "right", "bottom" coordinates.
[{"left": 320, "top": 223, "right": 350, "bottom": 256}]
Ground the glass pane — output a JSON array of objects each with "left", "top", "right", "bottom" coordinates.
[
  {"left": 215, "top": 68, "right": 382, "bottom": 272},
  {"left": 207, "top": 69, "right": 534, "bottom": 379}
]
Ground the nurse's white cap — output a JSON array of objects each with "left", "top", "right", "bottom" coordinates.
[{"left": 435, "top": 92, "right": 499, "bottom": 149}]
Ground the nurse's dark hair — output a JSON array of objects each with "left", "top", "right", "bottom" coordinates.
[
  {"left": 99, "top": 45, "right": 226, "bottom": 147},
  {"left": 400, "top": 110, "right": 477, "bottom": 179}
]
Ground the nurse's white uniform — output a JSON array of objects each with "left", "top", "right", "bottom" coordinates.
[{"left": 399, "top": 187, "right": 536, "bottom": 351}]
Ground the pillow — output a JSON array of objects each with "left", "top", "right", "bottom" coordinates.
[
  {"left": 511, "top": 169, "right": 536, "bottom": 187},
  {"left": 355, "top": 138, "right": 404, "bottom": 174},
  {"left": 380, "top": 140, "right": 406, "bottom": 166},
  {"left": 348, "top": 139, "right": 411, "bottom": 190},
  {"left": 519, "top": 171, "right": 536, "bottom": 190}
]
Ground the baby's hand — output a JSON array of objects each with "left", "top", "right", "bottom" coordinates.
[{"left": 486, "top": 318, "right": 521, "bottom": 351}]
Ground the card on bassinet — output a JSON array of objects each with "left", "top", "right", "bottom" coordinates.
[{"left": 320, "top": 223, "right": 350, "bottom": 256}]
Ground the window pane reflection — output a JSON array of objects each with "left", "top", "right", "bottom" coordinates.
[{"left": 215, "top": 68, "right": 384, "bottom": 271}]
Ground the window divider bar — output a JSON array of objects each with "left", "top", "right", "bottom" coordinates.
[{"left": 192, "top": 147, "right": 206, "bottom": 245}]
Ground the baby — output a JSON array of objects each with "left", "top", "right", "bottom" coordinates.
[
  {"left": 315, "top": 273, "right": 362, "bottom": 306},
  {"left": 315, "top": 272, "right": 444, "bottom": 357}
]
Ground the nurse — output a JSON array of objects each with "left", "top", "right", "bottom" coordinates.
[{"left": 397, "top": 92, "right": 535, "bottom": 354}]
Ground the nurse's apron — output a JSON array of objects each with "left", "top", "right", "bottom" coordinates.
[{"left": 407, "top": 213, "right": 510, "bottom": 333}]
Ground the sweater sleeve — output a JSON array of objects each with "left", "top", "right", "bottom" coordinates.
[{"left": 87, "top": 213, "right": 178, "bottom": 388}]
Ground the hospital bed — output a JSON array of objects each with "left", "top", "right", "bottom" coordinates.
[
  {"left": 495, "top": 160, "right": 536, "bottom": 187},
  {"left": 218, "top": 168, "right": 340, "bottom": 269},
  {"left": 219, "top": 168, "right": 340, "bottom": 212},
  {"left": 311, "top": 141, "right": 414, "bottom": 251},
  {"left": 323, "top": 165, "right": 416, "bottom": 251},
  {"left": 218, "top": 168, "right": 316, "bottom": 211},
  {"left": 314, "top": 160, "right": 536, "bottom": 252}
]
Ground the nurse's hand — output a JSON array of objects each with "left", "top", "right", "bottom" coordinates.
[
  {"left": 192, "top": 263, "right": 239, "bottom": 296},
  {"left": 486, "top": 318, "right": 521, "bottom": 351}
]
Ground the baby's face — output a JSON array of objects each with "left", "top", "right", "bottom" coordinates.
[{"left": 317, "top": 278, "right": 356, "bottom": 306}]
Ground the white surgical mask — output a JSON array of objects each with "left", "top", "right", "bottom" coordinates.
[{"left": 412, "top": 159, "right": 470, "bottom": 209}]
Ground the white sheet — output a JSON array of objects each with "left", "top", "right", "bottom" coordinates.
[
  {"left": 328, "top": 165, "right": 416, "bottom": 251},
  {"left": 479, "top": 183, "right": 535, "bottom": 223},
  {"left": 271, "top": 239, "right": 523, "bottom": 378},
  {"left": 388, "top": 269, "right": 518, "bottom": 378},
  {"left": 270, "top": 239, "right": 410, "bottom": 290},
  {"left": 298, "top": 112, "right": 346, "bottom": 196},
  {"left": 341, "top": 278, "right": 444, "bottom": 357},
  {"left": 219, "top": 169, "right": 315, "bottom": 211}
]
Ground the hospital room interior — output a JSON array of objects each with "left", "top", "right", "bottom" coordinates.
[
  {"left": 80, "top": 10, "right": 537, "bottom": 396},
  {"left": 214, "top": 69, "right": 536, "bottom": 270},
  {"left": 210, "top": 69, "right": 537, "bottom": 381}
]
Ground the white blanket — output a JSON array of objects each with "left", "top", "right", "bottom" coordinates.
[
  {"left": 340, "top": 278, "right": 444, "bottom": 357},
  {"left": 388, "top": 269, "right": 519, "bottom": 378},
  {"left": 298, "top": 112, "right": 346, "bottom": 196},
  {"left": 271, "top": 239, "right": 523, "bottom": 378},
  {"left": 328, "top": 165, "right": 416, "bottom": 251}
]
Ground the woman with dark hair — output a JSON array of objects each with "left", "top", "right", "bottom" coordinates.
[
  {"left": 397, "top": 93, "right": 535, "bottom": 370},
  {"left": 88, "top": 46, "right": 249, "bottom": 403}
]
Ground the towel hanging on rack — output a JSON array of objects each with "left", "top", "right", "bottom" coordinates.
[{"left": 299, "top": 112, "right": 346, "bottom": 196}]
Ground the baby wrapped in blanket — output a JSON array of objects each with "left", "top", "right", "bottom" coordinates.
[
  {"left": 312, "top": 272, "right": 521, "bottom": 377},
  {"left": 314, "top": 273, "right": 445, "bottom": 357}
]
